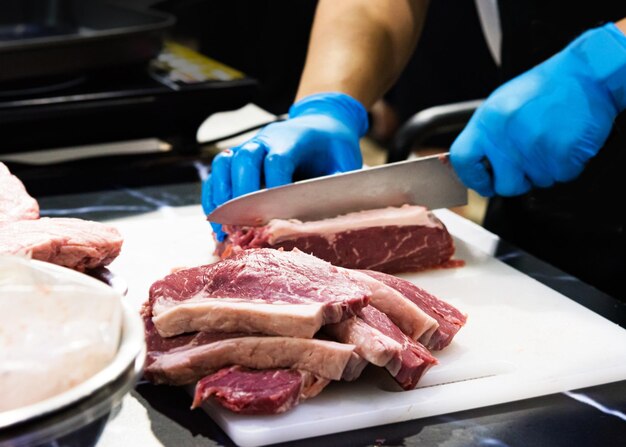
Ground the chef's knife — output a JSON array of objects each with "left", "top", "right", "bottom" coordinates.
[{"left": 207, "top": 152, "right": 467, "bottom": 226}]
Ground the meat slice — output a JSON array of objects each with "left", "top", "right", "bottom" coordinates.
[
  {"left": 143, "top": 310, "right": 367, "bottom": 386},
  {"left": 324, "top": 315, "right": 403, "bottom": 367},
  {"left": 0, "top": 162, "right": 39, "bottom": 222},
  {"left": 346, "top": 269, "right": 439, "bottom": 342},
  {"left": 149, "top": 248, "right": 371, "bottom": 338},
  {"left": 218, "top": 205, "right": 458, "bottom": 273},
  {"left": 362, "top": 270, "right": 467, "bottom": 350},
  {"left": 0, "top": 217, "right": 123, "bottom": 271},
  {"left": 358, "top": 307, "right": 437, "bottom": 390},
  {"left": 146, "top": 335, "right": 364, "bottom": 386},
  {"left": 326, "top": 307, "right": 437, "bottom": 390},
  {"left": 192, "top": 366, "right": 330, "bottom": 415}
]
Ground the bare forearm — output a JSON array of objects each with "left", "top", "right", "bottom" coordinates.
[
  {"left": 617, "top": 17, "right": 626, "bottom": 35},
  {"left": 295, "top": 0, "right": 429, "bottom": 108}
]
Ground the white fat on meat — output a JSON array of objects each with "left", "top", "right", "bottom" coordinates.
[
  {"left": 148, "top": 336, "right": 361, "bottom": 385},
  {"left": 324, "top": 318, "right": 403, "bottom": 367},
  {"left": 152, "top": 297, "right": 326, "bottom": 338},
  {"left": 265, "top": 205, "right": 442, "bottom": 244}
]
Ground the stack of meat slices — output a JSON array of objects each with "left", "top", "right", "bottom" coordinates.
[
  {"left": 143, "top": 248, "right": 467, "bottom": 415},
  {"left": 0, "top": 162, "right": 122, "bottom": 271}
]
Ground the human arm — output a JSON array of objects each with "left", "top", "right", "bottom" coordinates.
[
  {"left": 296, "top": 0, "right": 428, "bottom": 107},
  {"left": 202, "top": 0, "right": 429, "bottom": 239},
  {"left": 450, "top": 18, "right": 626, "bottom": 197}
]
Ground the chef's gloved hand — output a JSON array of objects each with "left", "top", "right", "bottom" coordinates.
[
  {"left": 450, "top": 23, "right": 626, "bottom": 197},
  {"left": 202, "top": 92, "right": 368, "bottom": 241}
]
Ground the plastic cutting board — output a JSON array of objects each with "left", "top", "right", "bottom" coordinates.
[{"left": 106, "top": 206, "right": 626, "bottom": 447}]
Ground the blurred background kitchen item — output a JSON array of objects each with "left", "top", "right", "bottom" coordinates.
[{"left": 0, "top": 0, "right": 258, "bottom": 168}]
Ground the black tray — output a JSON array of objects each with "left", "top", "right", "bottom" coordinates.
[{"left": 0, "top": 0, "right": 175, "bottom": 82}]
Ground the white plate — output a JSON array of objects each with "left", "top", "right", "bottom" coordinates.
[{"left": 0, "top": 261, "right": 145, "bottom": 429}]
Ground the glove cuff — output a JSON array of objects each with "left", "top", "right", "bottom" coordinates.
[
  {"left": 289, "top": 92, "right": 369, "bottom": 137},
  {"left": 571, "top": 23, "right": 626, "bottom": 111}
]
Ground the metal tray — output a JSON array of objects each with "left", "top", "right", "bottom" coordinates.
[{"left": 0, "top": 0, "right": 175, "bottom": 82}]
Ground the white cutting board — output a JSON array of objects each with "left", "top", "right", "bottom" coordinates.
[{"left": 106, "top": 206, "right": 626, "bottom": 447}]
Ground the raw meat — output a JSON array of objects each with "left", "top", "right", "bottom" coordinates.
[
  {"left": 358, "top": 306, "right": 437, "bottom": 389},
  {"left": 149, "top": 248, "right": 371, "bottom": 338},
  {"left": 146, "top": 333, "right": 365, "bottom": 386},
  {"left": 192, "top": 366, "right": 329, "bottom": 414},
  {"left": 362, "top": 270, "right": 467, "bottom": 350},
  {"left": 143, "top": 310, "right": 367, "bottom": 386},
  {"left": 347, "top": 269, "right": 439, "bottom": 342},
  {"left": 324, "top": 315, "right": 403, "bottom": 367},
  {"left": 326, "top": 306, "right": 437, "bottom": 390},
  {"left": 218, "top": 205, "right": 458, "bottom": 273},
  {"left": 0, "top": 217, "right": 123, "bottom": 272},
  {"left": 142, "top": 246, "right": 468, "bottom": 415},
  {"left": 0, "top": 162, "right": 39, "bottom": 222}
]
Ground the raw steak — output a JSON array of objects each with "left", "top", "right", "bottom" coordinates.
[
  {"left": 149, "top": 248, "right": 371, "bottom": 338},
  {"left": 347, "top": 269, "right": 439, "bottom": 342},
  {"left": 0, "top": 162, "right": 39, "bottom": 222},
  {"left": 0, "top": 217, "right": 123, "bottom": 271},
  {"left": 362, "top": 270, "right": 467, "bottom": 350},
  {"left": 192, "top": 366, "right": 329, "bottom": 414},
  {"left": 358, "top": 306, "right": 437, "bottom": 389},
  {"left": 142, "top": 310, "right": 367, "bottom": 386},
  {"left": 218, "top": 205, "right": 458, "bottom": 273},
  {"left": 324, "top": 314, "right": 403, "bottom": 368},
  {"left": 326, "top": 306, "right": 437, "bottom": 390}
]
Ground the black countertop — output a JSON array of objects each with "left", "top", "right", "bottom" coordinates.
[{"left": 33, "top": 171, "right": 626, "bottom": 447}]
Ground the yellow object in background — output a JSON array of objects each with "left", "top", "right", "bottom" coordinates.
[{"left": 153, "top": 41, "right": 245, "bottom": 84}]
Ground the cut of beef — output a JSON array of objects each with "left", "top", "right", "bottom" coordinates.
[
  {"left": 324, "top": 315, "right": 402, "bottom": 367},
  {"left": 142, "top": 309, "right": 367, "bottom": 386},
  {"left": 192, "top": 366, "right": 329, "bottom": 415},
  {"left": 326, "top": 306, "right": 437, "bottom": 390},
  {"left": 347, "top": 270, "right": 439, "bottom": 342},
  {"left": 358, "top": 306, "right": 437, "bottom": 390},
  {"left": 0, "top": 217, "right": 123, "bottom": 271},
  {"left": 146, "top": 334, "right": 365, "bottom": 386},
  {"left": 0, "top": 162, "right": 39, "bottom": 222},
  {"left": 149, "top": 248, "right": 371, "bottom": 338},
  {"left": 218, "top": 205, "right": 458, "bottom": 273},
  {"left": 362, "top": 270, "right": 467, "bottom": 350},
  {"left": 142, "top": 244, "right": 468, "bottom": 416}
]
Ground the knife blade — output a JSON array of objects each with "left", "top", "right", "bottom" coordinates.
[{"left": 207, "top": 152, "right": 467, "bottom": 226}]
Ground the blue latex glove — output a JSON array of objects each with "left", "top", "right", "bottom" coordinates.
[
  {"left": 202, "top": 92, "right": 368, "bottom": 241},
  {"left": 450, "top": 23, "right": 626, "bottom": 197}
]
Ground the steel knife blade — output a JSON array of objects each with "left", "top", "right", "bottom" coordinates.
[{"left": 207, "top": 152, "right": 467, "bottom": 226}]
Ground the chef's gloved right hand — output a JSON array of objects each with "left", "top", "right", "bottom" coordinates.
[
  {"left": 202, "top": 92, "right": 369, "bottom": 241},
  {"left": 450, "top": 23, "right": 626, "bottom": 197}
]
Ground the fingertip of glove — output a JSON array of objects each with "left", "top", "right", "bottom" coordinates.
[
  {"left": 210, "top": 222, "right": 227, "bottom": 242},
  {"left": 200, "top": 178, "right": 213, "bottom": 215}
]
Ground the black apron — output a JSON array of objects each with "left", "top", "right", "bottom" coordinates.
[{"left": 485, "top": 1, "right": 626, "bottom": 300}]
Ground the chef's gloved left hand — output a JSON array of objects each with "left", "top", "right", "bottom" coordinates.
[
  {"left": 450, "top": 23, "right": 626, "bottom": 197},
  {"left": 202, "top": 92, "right": 368, "bottom": 241}
]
